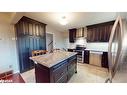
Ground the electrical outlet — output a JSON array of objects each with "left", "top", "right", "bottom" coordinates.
[{"left": 9, "top": 65, "right": 12, "bottom": 68}]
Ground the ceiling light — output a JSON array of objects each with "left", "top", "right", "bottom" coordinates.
[{"left": 59, "top": 16, "right": 68, "bottom": 25}]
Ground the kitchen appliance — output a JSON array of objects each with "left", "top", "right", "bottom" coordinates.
[
  {"left": 106, "top": 15, "right": 127, "bottom": 83},
  {"left": 75, "top": 45, "right": 86, "bottom": 63}
]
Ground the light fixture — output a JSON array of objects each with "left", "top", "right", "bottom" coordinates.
[{"left": 59, "top": 16, "right": 68, "bottom": 25}]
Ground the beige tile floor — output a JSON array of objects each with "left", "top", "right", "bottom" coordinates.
[{"left": 21, "top": 63, "right": 109, "bottom": 83}]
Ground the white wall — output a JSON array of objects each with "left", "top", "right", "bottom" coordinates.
[
  {"left": 46, "top": 25, "right": 65, "bottom": 49},
  {"left": 0, "top": 14, "right": 19, "bottom": 73}
]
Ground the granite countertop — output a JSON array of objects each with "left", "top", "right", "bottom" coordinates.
[{"left": 30, "top": 51, "right": 77, "bottom": 68}]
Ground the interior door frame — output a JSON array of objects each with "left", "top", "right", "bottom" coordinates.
[{"left": 46, "top": 33, "right": 54, "bottom": 52}]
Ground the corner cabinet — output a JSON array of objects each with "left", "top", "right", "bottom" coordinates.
[
  {"left": 69, "top": 28, "right": 77, "bottom": 43},
  {"left": 15, "top": 16, "right": 46, "bottom": 73},
  {"left": 87, "top": 21, "right": 114, "bottom": 42}
]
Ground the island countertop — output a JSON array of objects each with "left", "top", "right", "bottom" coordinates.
[{"left": 30, "top": 51, "right": 77, "bottom": 68}]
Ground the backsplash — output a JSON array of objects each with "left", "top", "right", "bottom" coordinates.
[
  {"left": 68, "top": 37, "right": 108, "bottom": 51},
  {"left": 86, "top": 42, "right": 109, "bottom": 51},
  {"left": 69, "top": 37, "right": 87, "bottom": 48}
]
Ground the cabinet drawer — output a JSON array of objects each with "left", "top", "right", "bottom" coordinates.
[
  {"left": 68, "top": 60, "right": 76, "bottom": 70},
  {"left": 68, "top": 66, "right": 75, "bottom": 80},
  {"left": 56, "top": 74, "right": 68, "bottom": 83},
  {"left": 52, "top": 60, "right": 68, "bottom": 82},
  {"left": 53, "top": 67, "right": 67, "bottom": 82}
]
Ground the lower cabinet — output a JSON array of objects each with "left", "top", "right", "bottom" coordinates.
[
  {"left": 35, "top": 55, "right": 77, "bottom": 83},
  {"left": 84, "top": 50, "right": 90, "bottom": 64},
  {"left": 101, "top": 52, "right": 109, "bottom": 68},
  {"left": 84, "top": 50, "right": 109, "bottom": 68}
]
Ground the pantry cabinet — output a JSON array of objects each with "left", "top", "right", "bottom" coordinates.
[{"left": 15, "top": 16, "right": 46, "bottom": 73}]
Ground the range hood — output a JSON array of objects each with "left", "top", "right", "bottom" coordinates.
[{"left": 76, "top": 27, "right": 85, "bottom": 38}]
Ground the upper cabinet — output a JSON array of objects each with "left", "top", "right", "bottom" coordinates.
[
  {"left": 87, "top": 21, "right": 114, "bottom": 42},
  {"left": 16, "top": 16, "right": 46, "bottom": 37},
  {"left": 69, "top": 28, "right": 77, "bottom": 43},
  {"left": 69, "top": 27, "right": 87, "bottom": 43}
]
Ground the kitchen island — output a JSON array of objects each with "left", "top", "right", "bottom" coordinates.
[{"left": 30, "top": 51, "right": 77, "bottom": 83}]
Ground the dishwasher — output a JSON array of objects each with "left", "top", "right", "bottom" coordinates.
[{"left": 89, "top": 51, "right": 103, "bottom": 67}]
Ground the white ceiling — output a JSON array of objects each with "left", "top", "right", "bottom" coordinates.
[
  {"left": 2, "top": 12, "right": 118, "bottom": 32},
  {"left": 23, "top": 12, "right": 117, "bottom": 32}
]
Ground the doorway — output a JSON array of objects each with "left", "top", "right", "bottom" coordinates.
[{"left": 46, "top": 33, "right": 53, "bottom": 53}]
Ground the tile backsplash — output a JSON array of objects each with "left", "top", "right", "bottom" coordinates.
[
  {"left": 68, "top": 40, "right": 108, "bottom": 52},
  {"left": 86, "top": 42, "right": 108, "bottom": 51}
]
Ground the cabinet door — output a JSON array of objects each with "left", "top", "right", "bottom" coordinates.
[
  {"left": 87, "top": 28, "right": 94, "bottom": 42},
  {"left": 18, "top": 37, "right": 31, "bottom": 72},
  {"left": 101, "top": 52, "right": 109, "bottom": 68},
  {"left": 28, "top": 23, "right": 33, "bottom": 36},
  {"left": 84, "top": 50, "right": 89, "bottom": 64},
  {"left": 68, "top": 56, "right": 77, "bottom": 80},
  {"left": 69, "top": 28, "right": 76, "bottom": 43}
]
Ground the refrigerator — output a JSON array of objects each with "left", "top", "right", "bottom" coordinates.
[{"left": 106, "top": 15, "right": 127, "bottom": 83}]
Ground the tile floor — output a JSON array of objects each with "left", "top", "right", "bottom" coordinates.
[
  {"left": 21, "top": 63, "right": 109, "bottom": 83},
  {"left": 68, "top": 64, "right": 108, "bottom": 83}
]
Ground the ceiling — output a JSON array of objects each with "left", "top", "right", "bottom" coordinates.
[
  {"left": 24, "top": 12, "right": 117, "bottom": 32},
  {"left": 2, "top": 12, "right": 118, "bottom": 32}
]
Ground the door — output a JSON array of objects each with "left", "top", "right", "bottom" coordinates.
[
  {"left": 46, "top": 33, "right": 53, "bottom": 53},
  {"left": 106, "top": 16, "right": 123, "bottom": 83}
]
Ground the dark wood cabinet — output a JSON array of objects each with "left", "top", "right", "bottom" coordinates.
[
  {"left": 69, "top": 28, "right": 77, "bottom": 43},
  {"left": 16, "top": 16, "right": 46, "bottom": 73},
  {"left": 35, "top": 55, "right": 77, "bottom": 83},
  {"left": 87, "top": 21, "right": 114, "bottom": 42},
  {"left": 84, "top": 50, "right": 90, "bottom": 64},
  {"left": 101, "top": 52, "right": 109, "bottom": 68}
]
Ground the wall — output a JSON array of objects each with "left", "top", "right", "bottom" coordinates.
[
  {"left": 46, "top": 25, "right": 65, "bottom": 50},
  {"left": 0, "top": 13, "right": 66, "bottom": 73},
  {"left": 0, "top": 14, "right": 19, "bottom": 73}
]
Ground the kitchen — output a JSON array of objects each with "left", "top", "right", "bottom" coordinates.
[{"left": 0, "top": 12, "right": 127, "bottom": 83}]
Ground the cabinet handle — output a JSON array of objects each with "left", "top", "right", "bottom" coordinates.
[{"left": 61, "top": 72, "right": 64, "bottom": 75}]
